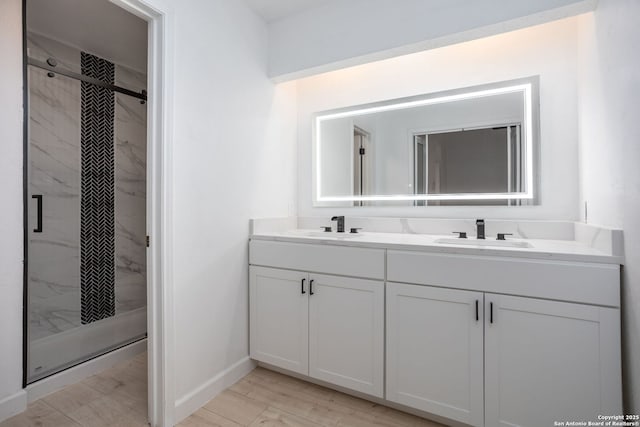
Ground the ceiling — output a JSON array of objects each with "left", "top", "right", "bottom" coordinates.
[
  {"left": 27, "top": 0, "right": 147, "bottom": 73},
  {"left": 245, "top": 0, "right": 334, "bottom": 22},
  {"left": 26, "top": 0, "right": 329, "bottom": 70}
]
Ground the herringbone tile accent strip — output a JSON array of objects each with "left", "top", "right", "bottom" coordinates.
[{"left": 80, "top": 52, "right": 116, "bottom": 324}]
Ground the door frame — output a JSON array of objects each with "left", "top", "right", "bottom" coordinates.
[
  {"left": 21, "top": 0, "right": 175, "bottom": 425},
  {"left": 352, "top": 125, "right": 372, "bottom": 205}
]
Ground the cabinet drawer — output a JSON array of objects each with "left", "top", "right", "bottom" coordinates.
[
  {"left": 250, "top": 240, "right": 385, "bottom": 280},
  {"left": 387, "top": 250, "right": 620, "bottom": 307}
]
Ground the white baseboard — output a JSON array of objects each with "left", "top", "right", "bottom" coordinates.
[
  {"left": 0, "top": 390, "right": 27, "bottom": 423},
  {"left": 27, "top": 338, "right": 147, "bottom": 402},
  {"left": 174, "top": 357, "right": 256, "bottom": 424}
]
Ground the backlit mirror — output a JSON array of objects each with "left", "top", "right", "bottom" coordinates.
[{"left": 313, "top": 77, "right": 539, "bottom": 206}]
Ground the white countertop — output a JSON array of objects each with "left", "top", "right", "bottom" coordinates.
[{"left": 250, "top": 229, "right": 623, "bottom": 265}]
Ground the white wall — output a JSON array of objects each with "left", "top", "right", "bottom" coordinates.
[
  {"left": 577, "top": 0, "right": 640, "bottom": 412},
  {"left": 319, "top": 118, "right": 353, "bottom": 197},
  {"left": 298, "top": 18, "right": 581, "bottom": 219},
  {"left": 167, "top": 0, "right": 297, "bottom": 417},
  {"left": 0, "top": 0, "right": 26, "bottom": 419},
  {"left": 268, "top": 0, "right": 596, "bottom": 81}
]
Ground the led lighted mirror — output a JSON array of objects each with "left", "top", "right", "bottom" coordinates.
[{"left": 313, "top": 77, "right": 539, "bottom": 206}]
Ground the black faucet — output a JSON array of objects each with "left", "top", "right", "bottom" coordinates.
[
  {"left": 476, "top": 219, "right": 485, "bottom": 240},
  {"left": 331, "top": 216, "right": 345, "bottom": 233}
]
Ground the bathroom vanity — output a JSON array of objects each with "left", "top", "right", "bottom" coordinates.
[
  {"left": 248, "top": 218, "right": 623, "bottom": 427},
  {"left": 245, "top": 59, "right": 627, "bottom": 427}
]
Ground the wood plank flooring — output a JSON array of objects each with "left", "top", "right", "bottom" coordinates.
[
  {"left": 2, "top": 353, "right": 446, "bottom": 427},
  {"left": 1, "top": 352, "right": 148, "bottom": 427},
  {"left": 180, "top": 367, "right": 445, "bottom": 427}
]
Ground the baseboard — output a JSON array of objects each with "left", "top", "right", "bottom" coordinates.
[
  {"left": 27, "top": 338, "right": 147, "bottom": 402},
  {"left": 0, "top": 390, "right": 27, "bottom": 423},
  {"left": 174, "top": 356, "right": 256, "bottom": 424}
]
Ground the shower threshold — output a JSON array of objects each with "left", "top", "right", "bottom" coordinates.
[{"left": 28, "top": 307, "right": 147, "bottom": 384}]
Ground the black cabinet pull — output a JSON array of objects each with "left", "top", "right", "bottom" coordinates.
[
  {"left": 32, "top": 195, "right": 43, "bottom": 233},
  {"left": 309, "top": 279, "right": 314, "bottom": 295},
  {"left": 490, "top": 302, "right": 494, "bottom": 324},
  {"left": 301, "top": 278, "right": 306, "bottom": 294},
  {"left": 475, "top": 300, "right": 479, "bottom": 322}
]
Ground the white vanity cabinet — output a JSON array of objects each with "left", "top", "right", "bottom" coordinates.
[
  {"left": 387, "top": 250, "right": 622, "bottom": 427},
  {"left": 386, "top": 283, "right": 484, "bottom": 426},
  {"left": 249, "top": 237, "right": 622, "bottom": 427},
  {"left": 249, "top": 240, "right": 386, "bottom": 398}
]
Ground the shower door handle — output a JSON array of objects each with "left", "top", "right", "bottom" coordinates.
[{"left": 32, "top": 194, "right": 43, "bottom": 233}]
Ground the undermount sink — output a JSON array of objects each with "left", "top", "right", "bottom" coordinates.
[
  {"left": 285, "top": 230, "right": 361, "bottom": 239},
  {"left": 434, "top": 237, "right": 533, "bottom": 248}
]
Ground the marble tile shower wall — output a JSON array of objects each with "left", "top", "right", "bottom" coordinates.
[
  {"left": 27, "top": 33, "right": 147, "bottom": 341},
  {"left": 114, "top": 63, "right": 147, "bottom": 314}
]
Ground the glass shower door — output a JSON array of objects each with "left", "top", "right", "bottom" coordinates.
[
  {"left": 27, "top": 36, "right": 148, "bottom": 383},
  {"left": 28, "top": 65, "right": 84, "bottom": 381}
]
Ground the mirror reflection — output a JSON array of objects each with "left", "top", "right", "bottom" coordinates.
[{"left": 314, "top": 78, "right": 538, "bottom": 206}]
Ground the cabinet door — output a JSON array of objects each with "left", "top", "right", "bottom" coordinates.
[
  {"left": 249, "top": 266, "right": 309, "bottom": 375},
  {"left": 308, "top": 274, "right": 384, "bottom": 397},
  {"left": 386, "top": 282, "right": 484, "bottom": 427},
  {"left": 485, "top": 294, "right": 622, "bottom": 427}
]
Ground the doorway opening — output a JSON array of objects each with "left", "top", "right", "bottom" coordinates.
[
  {"left": 25, "top": 0, "right": 149, "bottom": 385},
  {"left": 353, "top": 126, "right": 373, "bottom": 206},
  {"left": 21, "top": 0, "right": 170, "bottom": 424}
]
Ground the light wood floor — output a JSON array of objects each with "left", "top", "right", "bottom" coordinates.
[
  {"left": 179, "top": 367, "right": 445, "bottom": 427},
  {"left": 2, "top": 352, "right": 446, "bottom": 427},
  {"left": 1, "top": 352, "right": 149, "bottom": 427}
]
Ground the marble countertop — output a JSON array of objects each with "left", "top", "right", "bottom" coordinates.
[{"left": 250, "top": 229, "right": 623, "bottom": 265}]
